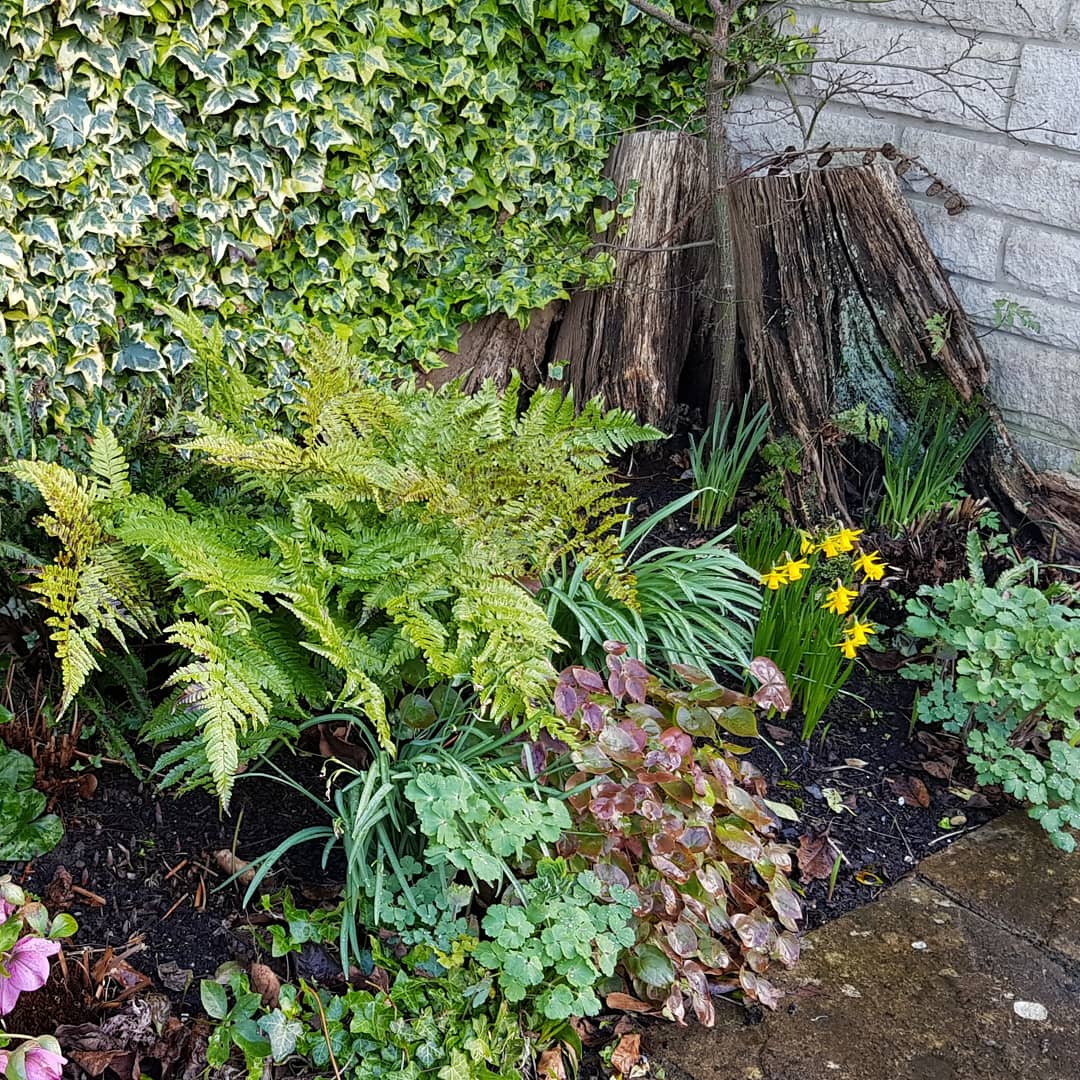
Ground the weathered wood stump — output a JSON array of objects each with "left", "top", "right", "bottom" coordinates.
[{"left": 549, "top": 130, "right": 716, "bottom": 428}]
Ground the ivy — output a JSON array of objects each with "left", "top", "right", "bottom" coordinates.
[{"left": 0, "top": 0, "right": 727, "bottom": 430}]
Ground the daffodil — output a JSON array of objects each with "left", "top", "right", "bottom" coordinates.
[
  {"left": 822, "top": 583, "right": 858, "bottom": 616},
  {"left": 818, "top": 534, "right": 845, "bottom": 558},
  {"left": 777, "top": 556, "right": 810, "bottom": 581},
  {"left": 853, "top": 550, "right": 887, "bottom": 582},
  {"left": 819, "top": 527, "right": 863, "bottom": 557},
  {"left": 843, "top": 619, "right": 876, "bottom": 647},
  {"left": 761, "top": 567, "right": 789, "bottom": 590},
  {"left": 836, "top": 638, "right": 859, "bottom": 660},
  {"left": 798, "top": 531, "right": 818, "bottom": 556}
]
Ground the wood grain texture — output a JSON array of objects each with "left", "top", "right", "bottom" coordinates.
[
  {"left": 550, "top": 130, "right": 716, "bottom": 428},
  {"left": 732, "top": 164, "right": 988, "bottom": 520}
]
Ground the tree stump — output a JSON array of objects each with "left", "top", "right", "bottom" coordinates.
[
  {"left": 731, "top": 162, "right": 1080, "bottom": 552},
  {"left": 549, "top": 130, "right": 716, "bottom": 428},
  {"left": 425, "top": 302, "right": 564, "bottom": 393}
]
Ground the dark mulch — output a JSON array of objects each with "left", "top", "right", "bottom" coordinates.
[{"left": 11, "top": 752, "right": 336, "bottom": 1032}]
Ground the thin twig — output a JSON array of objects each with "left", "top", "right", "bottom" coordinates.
[
  {"left": 160, "top": 893, "right": 189, "bottom": 922},
  {"left": 303, "top": 981, "right": 343, "bottom": 1080}
]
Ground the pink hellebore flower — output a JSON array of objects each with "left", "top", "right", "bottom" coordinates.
[
  {"left": 0, "top": 936, "right": 61, "bottom": 1015},
  {"left": 0, "top": 897, "right": 14, "bottom": 921},
  {"left": 18, "top": 1039, "right": 68, "bottom": 1080},
  {"left": 0, "top": 1050, "right": 7, "bottom": 1074}
]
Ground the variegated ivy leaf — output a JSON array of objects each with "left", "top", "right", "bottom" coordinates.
[{"left": 0, "top": 0, "right": 785, "bottom": 428}]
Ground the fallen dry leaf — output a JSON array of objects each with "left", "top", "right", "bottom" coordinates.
[
  {"left": 921, "top": 758, "right": 956, "bottom": 780},
  {"left": 606, "top": 992, "right": 655, "bottom": 1014},
  {"left": 249, "top": 962, "right": 281, "bottom": 1008},
  {"left": 537, "top": 1048, "right": 567, "bottom": 1080},
  {"left": 889, "top": 775, "right": 931, "bottom": 808},
  {"left": 611, "top": 1033, "right": 642, "bottom": 1078},
  {"left": 213, "top": 850, "right": 256, "bottom": 886},
  {"left": 797, "top": 833, "right": 836, "bottom": 882}
]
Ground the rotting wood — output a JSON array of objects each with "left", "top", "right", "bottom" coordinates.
[
  {"left": 549, "top": 130, "right": 717, "bottom": 429},
  {"left": 732, "top": 162, "right": 1080, "bottom": 553},
  {"left": 424, "top": 301, "right": 563, "bottom": 393}
]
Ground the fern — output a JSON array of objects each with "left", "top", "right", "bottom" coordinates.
[
  {"left": 4, "top": 424, "right": 155, "bottom": 709},
  {"left": 16, "top": 331, "right": 659, "bottom": 804}
]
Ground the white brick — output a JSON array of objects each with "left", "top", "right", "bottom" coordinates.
[
  {"left": 802, "top": 1, "right": 1070, "bottom": 38},
  {"left": 1003, "top": 224, "right": 1080, "bottom": 304},
  {"left": 1067, "top": 1, "right": 1080, "bottom": 40},
  {"left": 793, "top": 12, "right": 1017, "bottom": 130},
  {"left": 1011, "top": 45, "right": 1080, "bottom": 151},
  {"left": 952, "top": 275, "right": 1080, "bottom": 350},
  {"left": 900, "top": 127, "right": 1080, "bottom": 230},
  {"left": 984, "top": 333, "right": 1080, "bottom": 464},
  {"left": 909, "top": 200, "right": 1004, "bottom": 280},
  {"left": 724, "top": 93, "right": 900, "bottom": 160},
  {"left": 1005, "top": 417, "right": 1080, "bottom": 471}
]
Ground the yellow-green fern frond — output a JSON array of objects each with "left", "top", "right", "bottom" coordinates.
[
  {"left": 163, "top": 618, "right": 276, "bottom": 806},
  {"left": 88, "top": 421, "right": 131, "bottom": 499}
]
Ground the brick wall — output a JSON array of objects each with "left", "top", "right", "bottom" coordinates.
[{"left": 730, "top": 1, "right": 1080, "bottom": 473}]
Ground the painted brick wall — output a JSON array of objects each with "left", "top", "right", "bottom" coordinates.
[{"left": 730, "top": 0, "right": 1080, "bottom": 473}]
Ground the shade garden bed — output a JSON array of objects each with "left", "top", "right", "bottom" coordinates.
[{"left": 1, "top": 454, "right": 1011, "bottom": 1067}]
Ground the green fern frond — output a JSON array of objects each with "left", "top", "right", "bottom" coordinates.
[
  {"left": 162, "top": 306, "right": 258, "bottom": 424},
  {"left": 89, "top": 421, "right": 131, "bottom": 499}
]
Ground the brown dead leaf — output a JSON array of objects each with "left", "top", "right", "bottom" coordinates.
[
  {"left": 606, "top": 992, "right": 655, "bottom": 1014},
  {"left": 797, "top": 833, "right": 836, "bottom": 882},
  {"left": 71, "top": 1049, "right": 137, "bottom": 1080},
  {"left": 921, "top": 758, "right": 956, "bottom": 780},
  {"left": 537, "top": 1048, "right": 567, "bottom": 1080},
  {"left": 889, "top": 775, "right": 931, "bottom": 808},
  {"left": 44, "top": 865, "right": 75, "bottom": 908},
  {"left": 249, "top": 962, "right": 281, "bottom": 1008},
  {"left": 611, "top": 1034, "right": 642, "bottom": 1078},
  {"left": 213, "top": 850, "right": 256, "bottom": 886},
  {"left": 763, "top": 722, "right": 792, "bottom": 744},
  {"left": 317, "top": 723, "right": 370, "bottom": 769}
]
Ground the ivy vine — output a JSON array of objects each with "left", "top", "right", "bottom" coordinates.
[{"left": 0, "top": 0, "right": 805, "bottom": 430}]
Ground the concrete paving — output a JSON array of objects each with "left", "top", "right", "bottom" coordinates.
[{"left": 647, "top": 813, "right": 1080, "bottom": 1080}]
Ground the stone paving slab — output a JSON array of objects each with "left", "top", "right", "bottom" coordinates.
[
  {"left": 919, "top": 811, "right": 1080, "bottom": 963},
  {"left": 648, "top": 814, "right": 1080, "bottom": 1080}
]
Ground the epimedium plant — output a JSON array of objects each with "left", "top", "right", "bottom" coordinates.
[
  {"left": 550, "top": 645, "right": 801, "bottom": 1023},
  {"left": 8, "top": 329, "right": 657, "bottom": 804},
  {"left": 904, "top": 537, "right": 1080, "bottom": 852}
]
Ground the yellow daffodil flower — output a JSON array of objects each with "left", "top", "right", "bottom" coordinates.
[
  {"left": 818, "top": 534, "right": 845, "bottom": 558},
  {"left": 853, "top": 550, "right": 887, "bottom": 582},
  {"left": 823, "top": 583, "right": 858, "bottom": 616},
  {"left": 843, "top": 619, "right": 876, "bottom": 647},
  {"left": 799, "top": 531, "right": 818, "bottom": 555},
  {"left": 778, "top": 556, "right": 810, "bottom": 581},
  {"left": 833, "top": 527, "right": 863, "bottom": 552},
  {"left": 761, "top": 567, "right": 789, "bottom": 590},
  {"left": 836, "top": 638, "right": 859, "bottom": 660}
]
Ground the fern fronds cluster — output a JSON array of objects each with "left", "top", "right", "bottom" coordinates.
[
  {"left": 11, "top": 333, "right": 659, "bottom": 805},
  {"left": 6, "top": 423, "right": 155, "bottom": 709}
]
